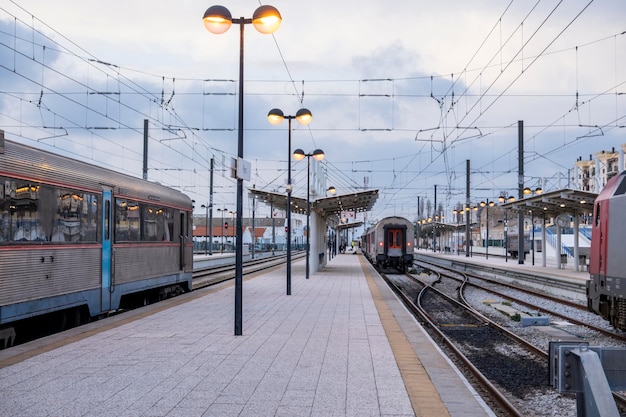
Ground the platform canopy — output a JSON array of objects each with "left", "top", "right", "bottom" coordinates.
[
  {"left": 500, "top": 188, "right": 598, "bottom": 218},
  {"left": 248, "top": 189, "right": 308, "bottom": 215},
  {"left": 314, "top": 190, "right": 379, "bottom": 217},
  {"left": 337, "top": 221, "right": 364, "bottom": 230},
  {"left": 248, "top": 189, "right": 379, "bottom": 218}
]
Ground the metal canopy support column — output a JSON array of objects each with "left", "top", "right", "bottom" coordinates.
[
  {"left": 556, "top": 224, "right": 563, "bottom": 269},
  {"left": 310, "top": 209, "right": 319, "bottom": 272},
  {"left": 574, "top": 209, "right": 580, "bottom": 272},
  {"left": 542, "top": 213, "right": 547, "bottom": 267}
]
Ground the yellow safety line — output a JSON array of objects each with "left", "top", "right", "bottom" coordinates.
[{"left": 359, "top": 255, "right": 451, "bottom": 417}]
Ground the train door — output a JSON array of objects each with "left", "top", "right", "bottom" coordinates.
[
  {"left": 179, "top": 211, "right": 187, "bottom": 271},
  {"left": 387, "top": 228, "right": 403, "bottom": 258},
  {"left": 101, "top": 188, "right": 113, "bottom": 311}
]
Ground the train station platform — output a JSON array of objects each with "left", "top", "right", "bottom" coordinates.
[
  {"left": 414, "top": 247, "right": 590, "bottom": 280},
  {"left": 0, "top": 252, "right": 493, "bottom": 417}
]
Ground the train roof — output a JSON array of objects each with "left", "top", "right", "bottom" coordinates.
[
  {"left": 595, "top": 171, "right": 626, "bottom": 202},
  {"left": 0, "top": 139, "right": 191, "bottom": 209},
  {"left": 364, "top": 216, "right": 413, "bottom": 233}
]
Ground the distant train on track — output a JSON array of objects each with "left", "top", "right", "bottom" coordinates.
[
  {"left": 362, "top": 216, "right": 414, "bottom": 271},
  {"left": 587, "top": 170, "right": 626, "bottom": 331},
  {"left": 0, "top": 138, "right": 193, "bottom": 347},
  {"left": 506, "top": 232, "right": 542, "bottom": 259}
]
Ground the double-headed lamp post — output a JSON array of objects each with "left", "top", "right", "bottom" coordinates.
[
  {"left": 202, "top": 4, "right": 281, "bottom": 336},
  {"left": 216, "top": 207, "right": 228, "bottom": 253},
  {"left": 479, "top": 200, "right": 495, "bottom": 259},
  {"left": 267, "top": 108, "right": 312, "bottom": 295},
  {"left": 293, "top": 148, "right": 325, "bottom": 280}
]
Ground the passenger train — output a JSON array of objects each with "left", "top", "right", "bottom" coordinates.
[
  {"left": 587, "top": 170, "right": 626, "bottom": 331},
  {"left": 0, "top": 138, "right": 193, "bottom": 346},
  {"left": 362, "top": 216, "right": 414, "bottom": 271}
]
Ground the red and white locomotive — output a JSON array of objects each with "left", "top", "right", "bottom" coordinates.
[
  {"left": 362, "top": 216, "right": 414, "bottom": 271},
  {"left": 587, "top": 170, "right": 626, "bottom": 331}
]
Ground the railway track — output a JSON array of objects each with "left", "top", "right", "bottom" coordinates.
[
  {"left": 383, "top": 270, "right": 537, "bottom": 417},
  {"left": 415, "top": 259, "right": 626, "bottom": 345},
  {"left": 410, "top": 261, "right": 626, "bottom": 415},
  {"left": 192, "top": 251, "right": 304, "bottom": 289}
]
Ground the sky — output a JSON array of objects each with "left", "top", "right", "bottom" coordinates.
[{"left": 1, "top": 0, "right": 625, "bottom": 225}]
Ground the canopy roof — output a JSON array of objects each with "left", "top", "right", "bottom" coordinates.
[
  {"left": 499, "top": 188, "right": 597, "bottom": 217},
  {"left": 249, "top": 189, "right": 379, "bottom": 218}
]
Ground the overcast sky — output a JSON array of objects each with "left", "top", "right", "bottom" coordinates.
[{"left": 1, "top": 0, "right": 625, "bottom": 223}]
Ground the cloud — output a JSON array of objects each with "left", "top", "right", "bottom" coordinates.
[{"left": 1, "top": 1, "right": 625, "bottom": 222}]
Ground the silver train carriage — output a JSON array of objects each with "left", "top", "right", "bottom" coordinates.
[
  {"left": 587, "top": 170, "right": 626, "bottom": 331},
  {"left": 0, "top": 138, "right": 193, "bottom": 338},
  {"left": 363, "top": 216, "right": 414, "bottom": 270}
]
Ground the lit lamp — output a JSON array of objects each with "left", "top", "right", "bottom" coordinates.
[
  {"left": 293, "top": 148, "right": 325, "bottom": 279},
  {"left": 203, "top": 4, "right": 281, "bottom": 336},
  {"left": 267, "top": 108, "right": 312, "bottom": 295}
]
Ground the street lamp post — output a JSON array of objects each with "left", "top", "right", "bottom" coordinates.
[
  {"left": 267, "top": 108, "right": 312, "bottom": 295},
  {"left": 452, "top": 208, "right": 460, "bottom": 255},
  {"left": 201, "top": 204, "right": 209, "bottom": 255},
  {"left": 293, "top": 148, "right": 325, "bottom": 280},
  {"left": 203, "top": 4, "right": 281, "bottom": 336},
  {"left": 216, "top": 208, "right": 228, "bottom": 253},
  {"left": 479, "top": 200, "right": 495, "bottom": 259},
  {"left": 498, "top": 194, "right": 516, "bottom": 262},
  {"left": 229, "top": 210, "right": 236, "bottom": 250}
]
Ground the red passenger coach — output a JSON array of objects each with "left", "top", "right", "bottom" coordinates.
[
  {"left": 587, "top": 170, "right": 626, "bottom": 330},
  {"left": 363, "top": 216, "right": 414, "bottom": 271}
]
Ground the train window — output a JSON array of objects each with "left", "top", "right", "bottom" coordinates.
[
  {"left": 115, "top": 199, "right": 141, "bottom": 242},
  {"left": 594, "top": 203, "right": 601, "bottom": 227},
  {"left": 142, "top": 205, "right": 174, "bottom": 242},
  {"left": 114, "top": 198, "right": 174, "bottom": 242},
  {"left": 104, "top": 200, "right": 110, "bottom": 241},
  {"left": 0, "top": 178, "right": 100, "bottom": 244}
]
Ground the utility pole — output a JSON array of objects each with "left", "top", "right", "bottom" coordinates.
[
  {"left": 465, "top": 160, "right": 471, "bottom": 257},
  {"left": 209, "top": 158, "right": 214, "bottom": 255},
  {"left": 142, "top": 119, "right": 148, "bottom": 180},
  {"left": 433, "top": 185, "right": 437, "bottom": 252},
  {"left": 518, "top": 120, "right": 525, "bottom": 265}
]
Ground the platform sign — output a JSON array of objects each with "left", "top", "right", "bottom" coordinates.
[{"left": 237, "top": 157, "right": 251, "bottom": 181}]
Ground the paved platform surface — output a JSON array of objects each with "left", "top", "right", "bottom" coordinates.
[{"left": 0, "top": 253, "right": 493, "bottom": 417}]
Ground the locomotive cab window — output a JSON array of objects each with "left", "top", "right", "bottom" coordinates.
[
  {"left": 0, "top": 177, "right": 99, "bottom": 244},
  {"left": 614, "top": 176, "right": 626, "bottom": 196}
]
